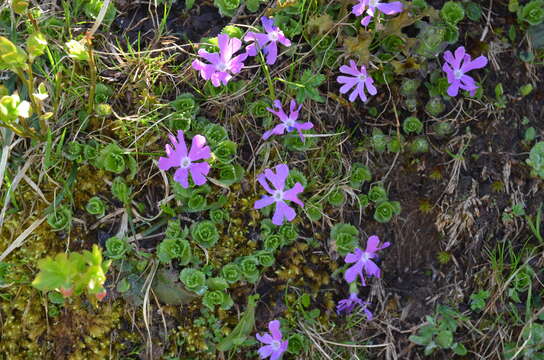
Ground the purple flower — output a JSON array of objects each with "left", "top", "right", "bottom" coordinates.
[
  {"left": 442, "top": 46, "right": 488, "bottom": 97},
  {"left": 352, "top": 0, "right": 404, "bottom": 27},
  {"left": 158, "top": 130, "right": 211, "bottom": 188},
  {"left": 263, "top": 100, "right": 313, "bottom": 141},
  {"left": 344, "top": 235, "right": 390, "bottom": 285},
  {"left": 191, "top": 33, "right": 248, "bottom": 87},
  {"left": 336, "top": 293, "right": 373, "bottom": 319},
  {"left": 337, "top": 60, "right": 377, "bottom": 103},
  {"left": 256, "top": 320, "right": 288, "bottom": 360},
  {"left": 254, "top": 164, "right": 304, "bottom": 226},
  {"left": 244, "top": 16, "right": 291, "bottom": 65}
]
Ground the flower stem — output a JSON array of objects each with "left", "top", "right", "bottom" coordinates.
[
  {"left": 258, "top": 54, "right": 276, "bottom": 100},
  {"left": 85, "top": 34, "right": 97, "bottom": 116},
  {"left": 16, "top": 67, "right": 46, "bottom": 139}
]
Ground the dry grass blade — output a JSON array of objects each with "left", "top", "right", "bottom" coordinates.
[
  {"left": 0, "top": 156, "right": 33, "bottom": 229},
  {"left": 0, "top": 216, "right": 46, "bottom": 262},
  {"left": 0, "top": 130, "right": 14, "bottom": 194}
]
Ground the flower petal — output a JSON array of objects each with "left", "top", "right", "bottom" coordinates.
[
  {"left": 339, "top": 60, "right": 361, "bottom": 76},
  {"left": 265, "top": 164, "right": 289, "bottom": 191},
  {"left": 279, "top": 340, "right": 288, "bottom": 354},
  {"left": 344, "top": 261, "right": 364, "bottom": 284},
  {"left": 188, "top": 135, "right": 211, "bottom": 161},
  {"left": 158, "top": 153, "right": 179, "bottom": 171},
  {"left": 361, "top": 15, "right": 372, "bottom": 27},
  {"left": 269, "top": 350, "right": 282, "bottom": 360},
  {"left": 365, "top": 235, "right": 380, "bottom": 253},
  {"left": 256, "top": 333, "right": 275, "bottom": 345},
  {"left": 244, "top": 43, "right": 258, "bottom": 57},
  {"left": 345, "top": 248, "right": 363, "bottom": 263},
  {"left": 365, "top": 78, "right": 377, "bottom": 95},
  {"left": 218, "top": 34, "right": 233, "bottom": 62},
  {"left": 258, "top": 344, "right": 275, "bottom": 359},
  {"left": 197, "top": 50, "right": 221, "bottom": 65},
  {"left": 264, "top": 42, "right": 278, "bottom": 65},
  {"left": 189, "top": 162, "right": 210, "bottom": 185},
  {"left": 442, "top": 62, "right": 454, "bottom": 78},
  {"left": 452, "top": 46, "right": 465, "bottom": 68},
  {"left": 363, "top": 306, "right": 373, "bottom": 320},
  {"left": 447, "top": 80, "right": 461, "bottom": 97},
  {"left": 363, "top": 259, "right": 381, "bottom": 278},
  {"left": 349, "top": 84, "right": 363, "bottom": 102},
  {"left": 257, "top": 174, "right": 275, "bottom": 195},
  {"left": 337, "top": 76, "right": 358, "bottom": 93},
  {"left": 272, "top": 201, "right": 296, "bottom": 225},
  {"left": 278, "top": 34, "right": 291, "bottom": 47},
  {"left": 268, "top": 320, "right": 282, "bottom": 340},
  {"left": 263, "top": 124, "right": 287, "bottom": 140},
  {"left": 261, "top": 16, "right": 276, "bottom": 33},
  {"left": 377, "top": 1, "right": 403, "bottom": 15},
  {"left": 173, "top": 168, "right": 189, "bottom": 188},
  {"left": 294, "top": 121, "right": 313, "bottom": 131},
  {"left": 175, "top": 130, "right": 188, "bottom": 156},
  {"left": 267, "top": 102, "right": 288, "bottom": 122},
  {"left": 352, "top": 1, "right": 367, "bottom": 16},
  {"left": 461, "top": 55, "right": 488, "bottom": 72},
  {"left": 443, "top": 50, "right": 455, "bottom": 65},
  {"left": 254, "top": 195, "right": 275, "bottom": 209},
  {"left": 283, "top": 183, "right": 304, "bottom": 207}
]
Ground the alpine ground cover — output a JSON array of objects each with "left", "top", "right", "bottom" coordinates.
[{"left": 1, "top": 0, "right": 544, "bottom": 359}]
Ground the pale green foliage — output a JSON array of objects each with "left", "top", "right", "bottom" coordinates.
[
  {"left": 217, "top": 295, "right": 258, "bottom": 351},
  {"left": 32, "top": 245, "right": 111, "bottom": 299}
]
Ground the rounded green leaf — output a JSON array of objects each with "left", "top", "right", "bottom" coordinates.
[
  {"left": 327, "top": 188, "right": 345, "bottom": 207},
  {"left": 239, "top": 256, "right": 260, "bottom": 283},
  {"left": 221, "top": 263, "right": 241, "bottom": 284},
  {"left": 349, "top": 163, "right": 372, "bottom": 188},
  {"left": 436, "top": 330, "right": 453, "bottom": 348},
  {"left": 279, "top": 223, "right": 298, "bottom": 244},
  {"left": 249, "top": 99, "right": 271, "bottom": 118},
  {"left": 170, "top": 93, "right": 198, "bottom": 113},
  {"left": 179, "top": 268, "right": 207, "bottom": 294},
  {"left": 190, "top": 220, "right": 219, "bottom": 248},
  {"left": 441, "top": 1, "right": 465, "bottom": 25},
  {"left": 105, "top": 237, "right": 129, "bottom": 260},
  {"left": 85, "top": 196, "right": 106, "bottom": 217},
  {"left": 285, "top": 169, "right": 308, "bottom": 189},
  {"left": 409, "top": 137, "right": 430, "bottom": 154},
  {"left": 204, "top": 123, "right": 228, "bottom": 146},
  {"left": 157, "top": 238, "right": 191, "bottom": 265},
  {"left": 264, "top": 234, "right": 283, "bottom": 251},
  {"left": 374, "top": 201, "right": 397, "bottom": 223},
  {"left": 520, "top": 0, "right": 544, "bottom": 25},
  {"left": 368, "top": 185, "right": 388, "bottom": 203},
  {"left": 214, "top": 140, "right": 237, "bottom": 164},
  {"left": 255, "top": 250, "right": 275, "bottom": 267},
  {"left": 47, "top": 206, "right": 72, "bottom": 231},
  {"left": 403, "top": 116, "right": 424, "bottom": 134}
]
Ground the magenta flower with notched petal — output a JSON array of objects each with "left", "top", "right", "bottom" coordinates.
[
  {"left": 158, "top": 130, "right": 211, "bottom": 188},
  {"left": 442, "top": 46, "right": 488, "bottom": 97},
  {"left": 353, "top": 0, "right": 404, "bottom": 27},
  {"left": 191, "top": 33, "right": 248, "bottom": 87},
  {"left": 254, "top": 164, "right": 304, "bottom": 226},
  {"left": 336, "top": 293, "right": 373, "bottom": 319},
  {"left": 263, "top": 100, "right": 313, "bottom": 141},
  {"left": 256, "top": 320, "right": 288, "bottom": 360},
  {"left": 337, "top": 60, "right": 377, "bottom": 103},
  {"left": 244, "top": 16, "right": 291, "bottom": 65},
  {"left": 344, "top": 235, "right": 390, "bottom": 286}
]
